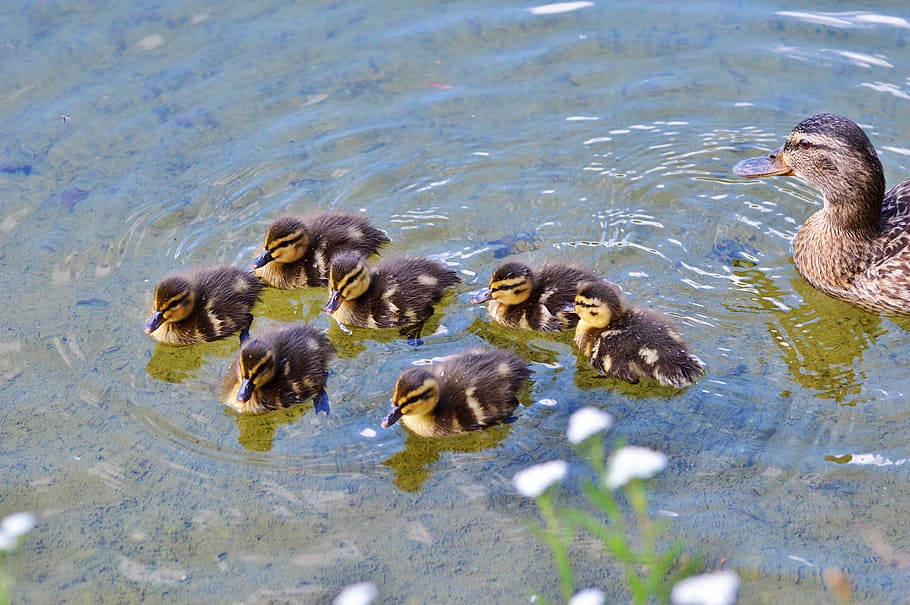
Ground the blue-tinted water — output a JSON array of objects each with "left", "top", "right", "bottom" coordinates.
[{"left": 2, "top": 1, "right": 909, "bottom": 603}]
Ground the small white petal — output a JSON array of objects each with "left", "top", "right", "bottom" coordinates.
[
  {"left": 529, "top": 2, "right": 594, "bottom": 15},
  {"left": 333, "top": 582, "right": 378, "bottom": 605},
  {"left": 0, "top": 532, "right": 14, "bottom": 552},
  {"left": 567, "top": 407, "right": 613, "bottom": 444},
  {"left": 671, "top": 571, "right": 740, "bottom": 605},
  {"left": 568, "top": 587, "right": 606, "bottom": 605},
  {"left": 513, "top": 460, "right": 567, "bottom": 498},
  {"left": 1, "top": 512, "right": 36, "bottom": 540},
  {"left": 605, "top": 446, "right": 667, "bottom": 489}
]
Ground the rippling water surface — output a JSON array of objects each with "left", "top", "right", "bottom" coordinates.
[{"left": 2, "top": 1, "right": 910, "bottom": 603}]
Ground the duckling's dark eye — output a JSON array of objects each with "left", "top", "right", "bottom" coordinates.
[{"left": 798, "top": 138, "right": 812, "bottom": 150}]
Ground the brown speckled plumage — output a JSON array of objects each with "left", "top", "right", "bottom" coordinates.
[
  {"left": 381, "top": 348, "right": 532, "bottom": 437},
  {"left": 734, "top": 113, "right": 910, "bottom": 315},
  {"left": 325, "top": 252, "right": 460, "bottom": 341},
  {"left": 573, "top": 281, "right": 705, "bottom": 388},
  {"left": 221, "top": 325, "right": 333, "bottom": 415},
  {"left": 473, "top": 261, "right": 599, "bottom": 332},
  {"left": 144, "top": 266, "right": 263, "bottom": 345},
  {"left": 252, "top": 213, "right": 389, "bottom": 289}
]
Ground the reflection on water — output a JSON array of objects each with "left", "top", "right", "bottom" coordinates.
[
  {"left": 383, "top": 427, "right": 512, "bottom": 492},
  {"left": 145, "top": 338, "right": 239, "bottom": 383},
  {"left": 5, "top": 0, "right": 910, "bottom": 602},
  {"left": 234, "top": 405, "right": 308, "bottom": 452},
  {"left": 724, "top": 261, "right": 888, "bottom": 404}
]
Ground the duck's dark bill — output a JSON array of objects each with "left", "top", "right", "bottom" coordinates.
[
  {"left": 250, "top": 249, "right": 273, "bottom": 269},
  {"left": 732, "top": 151, "right": 793, "bottom": 178},
  {"left": 144, "top": 312, "right": 164, "bottom": 333},
  {"left": 324, "top": 290, "right": 344, "bottom": 314},
  {"left": 381, "top": 407, "right": 402, "bottom": 428},
  {"left": 237, "top": 379, "right": 254, "bottom": 402},
  {"left": 470, "top": 288, "right": 492, "bottom": 304}
]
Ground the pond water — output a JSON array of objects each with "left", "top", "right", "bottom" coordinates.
[{"left": 2, "top": 1, "right": 909, "bottom": 603}]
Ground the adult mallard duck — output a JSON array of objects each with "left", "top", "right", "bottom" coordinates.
[
  {"left": 381, "top": 348, "right": 532, "bottom": 437},
  {"left": 144, "top": 266, "right": 263, "bottom": 345},
  {"left": 471, "top": 261, "right": 599, "bottom": 331},
  {"left": 221, "top": 325, "right": 333, "bottom": 415},
  {"left": 573, "top": 280, "right": 705, "bottom": 387},
  {"left": 733, "top": 113, "right": 910, "bottom": 315},
  {"left": 324, "top": 252, "right": 460, "bottom": 344},
  {"left": 251, "top": 213, "right": 390, "bottom": 289}
]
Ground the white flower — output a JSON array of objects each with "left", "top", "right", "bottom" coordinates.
[
  {"left": 567, "top": 407, "right": 613, "bottom": 444},
  {"left": 333, "top": 582, "right": 378, "bottom": 605},
  {"left": 671, "top": 570, "right": 740, "bottom": 605},
  {"left": 605, "top": 446, "right": 667, "bottom": 489},
  {"left": 0, "top": 511, "right": 36, "bottom": 552},
  {"left": 568, "top": 587, "right": 606, "bottom": 605},
  {"left": 529, "top": 2, "right": 595, "bottom": 15},
  {"left": 513, "top": 460, "right": 567, "bottom": 498}
]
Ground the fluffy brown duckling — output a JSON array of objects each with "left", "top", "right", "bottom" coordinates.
[
  {"left": 572, "top": 280, "right": 705, "bottom": 387},
  {"left": 733, "top": 113, "right": 910, "bottom": 315},
  {"left": 471, "top": 261, "right": 599, "bottom": 331},
  {"left": 251, "top": 212, "right": 390, "bottom": 289},
  {"left": 221, "top": 325, "right": 333, "bottom": 415},
  {"left": 144, "top": 266, "right": 263, "bottom": 345},
  {"left": 381, "top": 348, "right": 532, "bottom": 437},
  {"left": 324, "top": 252, "right": 460, "bottom": 344}
]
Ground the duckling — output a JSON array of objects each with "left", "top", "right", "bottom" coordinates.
[
  {"left": 733, "top": 113, "right": 910, "bottom": 315},
  {"left": 573, "top": 280, "right": 705, "bottom": 387},
  {"left": 221, "top": 325, "right": 334, "bottom": 415},
  {"left": 251, "top": 213, "right": 390, "bottom": 289},
  {"left": 144, "top": 266, "right": 263, "bottom": 345},
  {"left": 381, "top": 348, "right": 532, "bottom": 437},
  {"left": 471, "top": 261, "right": 599, "bottom": 331},
  {"left": 324, "top": 252, "right": 460, "bottom": 344}
]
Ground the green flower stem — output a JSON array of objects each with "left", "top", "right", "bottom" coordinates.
[
  {"left": 529, "top": 436, "right": 699, "bottom": 604},
  {"left": 536, "top": 492, "right": 575, "bottom": 602}
]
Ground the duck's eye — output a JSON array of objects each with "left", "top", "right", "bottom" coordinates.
[{"left": 798, "top": 138, "right": 812, "bottom": 150}]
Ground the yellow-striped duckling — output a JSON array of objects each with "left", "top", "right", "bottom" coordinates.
[
  {"left": 252, "top": 213, "right": 390, "bottom": 289},
  {"left": 573, "top": 280, "right": 705, "bottom": 387},
  {"left": 381, "top": 348, "right": 532, "bottom": 437},
  {"left": 221, "top": 325, "right": 334, "bottom": 415},
  {"left": 324, "top": 252, "right": 460, "bottom": 344},
  {"left": 144, "top": 266, "right": 263, "bottom": 345},
  {"left": 471, "top": 261, "right": 599, "bottom": 331},
  {"left": 733, "top": 113, "right": 910, "bottom": 315}
]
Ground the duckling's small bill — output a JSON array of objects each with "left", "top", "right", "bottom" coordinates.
[
  {"left": 470, "top": 288, "right": 492, "bottom": 304},
  {"left": 380, "top": 406, "right": 402, "bottom": 428},
  {"left": 250, "top": 249, "right": 273, "bottom": 269}
]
